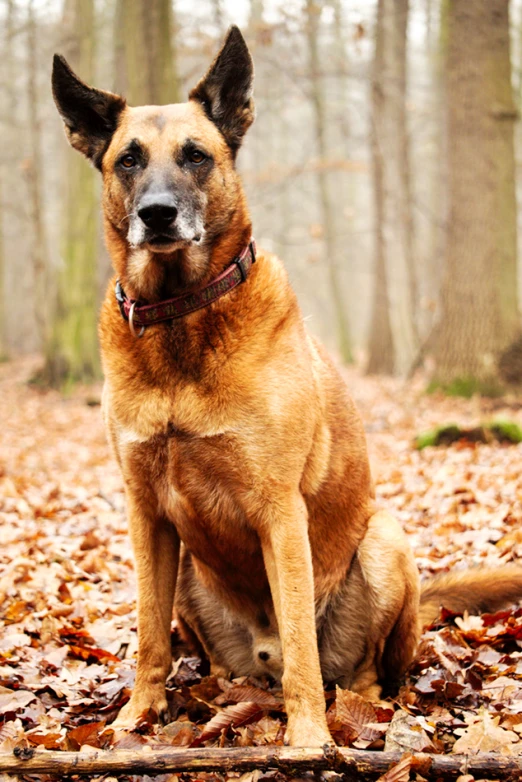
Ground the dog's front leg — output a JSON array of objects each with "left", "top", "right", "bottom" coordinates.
[
  {"left": 113, "top": 496, "right": 180, "bottom": 728},
  {"left": 260, "top": 492, "right": 332, "bottom": 747}
]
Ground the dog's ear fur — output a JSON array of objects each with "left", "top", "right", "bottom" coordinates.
[
  {"left": 189, "top": 26, "right": 254, "bottom": 155},
  {"left": 52, "top": 54, "right": 126, "bottom": 169}
]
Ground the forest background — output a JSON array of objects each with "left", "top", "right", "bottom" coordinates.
[{"left": 3, "top": 0, "right": 522, "bottom": 393}]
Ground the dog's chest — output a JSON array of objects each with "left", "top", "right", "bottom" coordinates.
[{"left": 145, "top": 430, "right": 264, "bottom": 586}]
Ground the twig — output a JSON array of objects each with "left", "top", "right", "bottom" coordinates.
[{"left": 1, "top": 746, "right": 522, "bottom": 779}]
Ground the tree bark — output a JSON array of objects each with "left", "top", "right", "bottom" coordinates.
[
  {"left": 305, "top": 0, "right": 352, "bottom": 364},
  {"left": 367, "top": 0, "right": 394, "bottom": 375},
  {"left": 432, "top": 0, "right": 519, "bottom": 392},
  {"left": 366, "top": 0, "right": 417, "bottom": 376},
  {"left": 114, "top": 0, "right": 180, "bottom": 105},
  {"left": 1, "top": 746, "right": 522, "bottom": 779},
  {"left": 43, "top": 0, "right": 100, "bottom": 386},
  {"left": 26, "top": 0, "right": 50, "bottom": 348},
  {"left": 0, "top": 0, "right": 17, "bottom": 358},
  {"left": 249, "top": 0, "right": 264, "bottom": 29}
]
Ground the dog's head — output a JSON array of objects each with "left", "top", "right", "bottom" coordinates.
[{"left": 52, "top": 27, "right": 254, "bottom": 291}]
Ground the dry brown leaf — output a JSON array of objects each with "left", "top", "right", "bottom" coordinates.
[
  {"left": 453, "top": 709, "right": 521, "bottom": 755},
  {"left": 384, "top": 710, "right": 435, "bottom": 753},
  {"left": 223, "top": 685, "right": 283, "bottom": 710},
  {"left": 193, "top": 702, "right": 265, "bottom": 746},
  {"left": 0, "top": 689, "right": 36, "bottom": 715},
  {"left": 335, "top": 686, "right": 386, "bottom": 746},
  {"left": 376, "top": 754, "right": 412, "bottom": 782}
]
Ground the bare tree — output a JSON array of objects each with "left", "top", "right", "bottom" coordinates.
[
  {"left": 114, "top": 0, "right": 180, "bottom": 105},
  {"left": 305, "top": 0, "right": 352, "bottom": 364},
  {"left": 366, "top": 0, "right": 394, "bottom": 375},
  {"left": 26, "top": 0, "right": 50, "bottom": 347},
  {"left": 432, "top": 0, "right": 519, "bottom": 392},
  {"left": 44, "top": 0, "right": 100, "bottom": 386},
  {"left": 367, "top": 0, "right": 417, "bottom": 375}
]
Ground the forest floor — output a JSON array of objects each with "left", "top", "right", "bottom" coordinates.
[{"left": 2, "top": 357, "right": 522, "bottom": 781}]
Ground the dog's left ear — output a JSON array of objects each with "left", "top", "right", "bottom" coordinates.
[
  {"left": 52, "top": 54, "right": 126, "bottom": 170},
  {"left": 190, "top": 26, "right": 254, "bottom": 155}
]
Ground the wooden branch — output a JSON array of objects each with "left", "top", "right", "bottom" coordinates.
[{"left": 1, "top": 746, "right": 522, "bottom": 779}]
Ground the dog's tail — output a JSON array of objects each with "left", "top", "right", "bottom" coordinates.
[{"left": 419, "top": 565, "right": 522, "bottom": 627}]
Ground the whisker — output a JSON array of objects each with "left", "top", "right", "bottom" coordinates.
[{"left": 118, "top": 211, "right": 136, "bottom": 228}]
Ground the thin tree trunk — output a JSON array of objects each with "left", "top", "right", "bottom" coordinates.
[
  {"left": 305, "top": 0, "right": 352, "bottom": 364},
  {"left": 367, "top": 0, "right": 394, "bottom": 375},
  {"left": 211, "top": 0, "right": 226, "bottom": 33},
  {"left": 367, "top": 0, "right": 416, "bottom": 374},
  {"left": 0, "top": 178, "right": 5, "bottom": 359},
  {"left": 26, "top": 0, "right": 50, "bottom": 347},
  {"left": 44, "top": 0, "right": 99, "bottom": 386},
  {"left": 114, "top": 0, "right": 180, "bottom": 105},
  {"left": 432, "top": 0, "right": 519, "bottom": 391},
  {"left": 0, "top": 0, "right": 17, "bottom": 358},
  {"left": 249, "top": 0, "right": 264, "bottom": 29}
]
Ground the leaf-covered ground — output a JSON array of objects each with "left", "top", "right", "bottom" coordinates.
[{"left": 1, "top": 358, "right": 522, "bottom": 781}]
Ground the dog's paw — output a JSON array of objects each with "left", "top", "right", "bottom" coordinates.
[
  {"left": 284, "top": 719, "right": 333, "bottom": 748},
  {"left": 112, "top": 690, "right": 169, "bottom": 730}
]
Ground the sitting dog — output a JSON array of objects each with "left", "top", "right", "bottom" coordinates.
[{"left": 52, "top": 27, "right": 522, "bottom": 746}]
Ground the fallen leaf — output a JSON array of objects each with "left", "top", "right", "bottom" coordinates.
[
  {"left": 384, "top": 710, "right": 435, "bottom": 753},
  {"left": 376, "top": 753, "right": 412, "bottom": 782},
  {"left": 453, "top": 709, "right": 520, "bottom": 755}
]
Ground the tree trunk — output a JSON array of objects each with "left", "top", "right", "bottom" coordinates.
[
  {"left": 249, "top": 0, "right": 264, "bottom": 29},
  {"left": 367, "top": 0, "right": 417, "bottom": 375},
  {"left": 211, "top": 0, "right": 226, "bottom": 34},
  {"left": 26, "top": 0, "right": 50, "bottom": 348},
  {"left": 432, "top": 0, "right": 519, "bottom": 393},
  {"left": 114, "top": 0, "right": 180, "bottom": 105},
  {"left": 305, "top": 0, "right": 352, "bottom": 364},
  {"left": 0, "top": 0, "right": 16, "bottom": 359},
  {"left": 367, "top": 0, "right": 394, "bottom": 375},
  {"left": 43, "top": 0, "right": 100, "bottom": 386}
]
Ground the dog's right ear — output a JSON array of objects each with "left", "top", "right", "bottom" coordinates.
[{"left": 52, "top": 54, "right": 126, "bottom": 170}]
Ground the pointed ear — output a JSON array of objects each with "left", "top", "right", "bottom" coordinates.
[
  {"left": 52, "top": 54, "right": 126, "bottom": 170},
  {"left": 189, "top": 26, "right": 254, "bottom": 155}
]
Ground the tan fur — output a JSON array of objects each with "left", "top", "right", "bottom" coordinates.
[
  {"left": 419, "top": 565, "right": 522, "bottom": 628},
  {"left": 52, "top": 29, "right": 522, "bottom": 747}
]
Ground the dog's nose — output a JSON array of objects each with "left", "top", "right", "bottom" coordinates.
[{"left": 137, "top": 196, "right": 178, "bottom": 232}]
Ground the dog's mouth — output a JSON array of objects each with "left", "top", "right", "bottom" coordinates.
[
  {"left": 148, "top": 234, "right": 178, "bottom": 246},
  {"left": 145, "top": 233, "right": 203, "bottom": 253}
]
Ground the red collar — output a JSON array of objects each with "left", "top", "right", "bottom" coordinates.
[{"left": 115, "top": 240, "right": 256, "bottom": 337}]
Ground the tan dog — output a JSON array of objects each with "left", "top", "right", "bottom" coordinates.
[{"left": 52, "top": 27, "right": 522, "bottom": 747}]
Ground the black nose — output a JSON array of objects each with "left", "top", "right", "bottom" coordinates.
[{"left": 138, "top": 197, "right": 178, "bottom": 232}]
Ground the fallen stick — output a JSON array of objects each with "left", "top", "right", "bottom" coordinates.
[{"left": 1, "top": 745, "right": 522, "bottom": 779}]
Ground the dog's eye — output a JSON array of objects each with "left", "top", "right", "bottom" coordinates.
[
  {"left": 120, "top": 154, "right": 137, "bottom": 169},
  {"left": 189, "top": 150, "right": 206, "bottom": 165}
]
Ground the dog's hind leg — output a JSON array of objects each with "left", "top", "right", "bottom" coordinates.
[{"left": 319, "top": 510, "right": 420, "bottom": 700}]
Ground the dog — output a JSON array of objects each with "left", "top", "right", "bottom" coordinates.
[{"left": 52, "top": 26, "right": 522, "bottom": 747}]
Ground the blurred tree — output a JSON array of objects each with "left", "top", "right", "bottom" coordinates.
[
  {"left": 114, "top": 0, "right": 180, "bottom": 105},
  {"left": 0, "top": 0, "right": 17, "bottom": 359},
  {"left": 211, "top": 0, "right": 226, "bottom": 33},
  {"left": 43, "top": 0, "right": 100, "bottom": 386},
  {"left": 330, "top": 0, "right": 351, "bottom": 151},
  {"left": 26, "top": 0, "right": 50, "bottom": 347},
  {"left": 432, "top": 0, "right": 519, "bottom": 393},
  {"left": 249, "top": 0, "right": 264, "bottom": 29},
  {"left": 367, "top": 0, "right": 417, "bottom": 375},
  {"left": 0, "top": 181, "right": 5, "bottom": 360},
  {"left": 305, "top": 0, "right": 352, "bottom": 363},
  {"left": 367, "top": 0, "right": 394, "bottom": 375}
]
